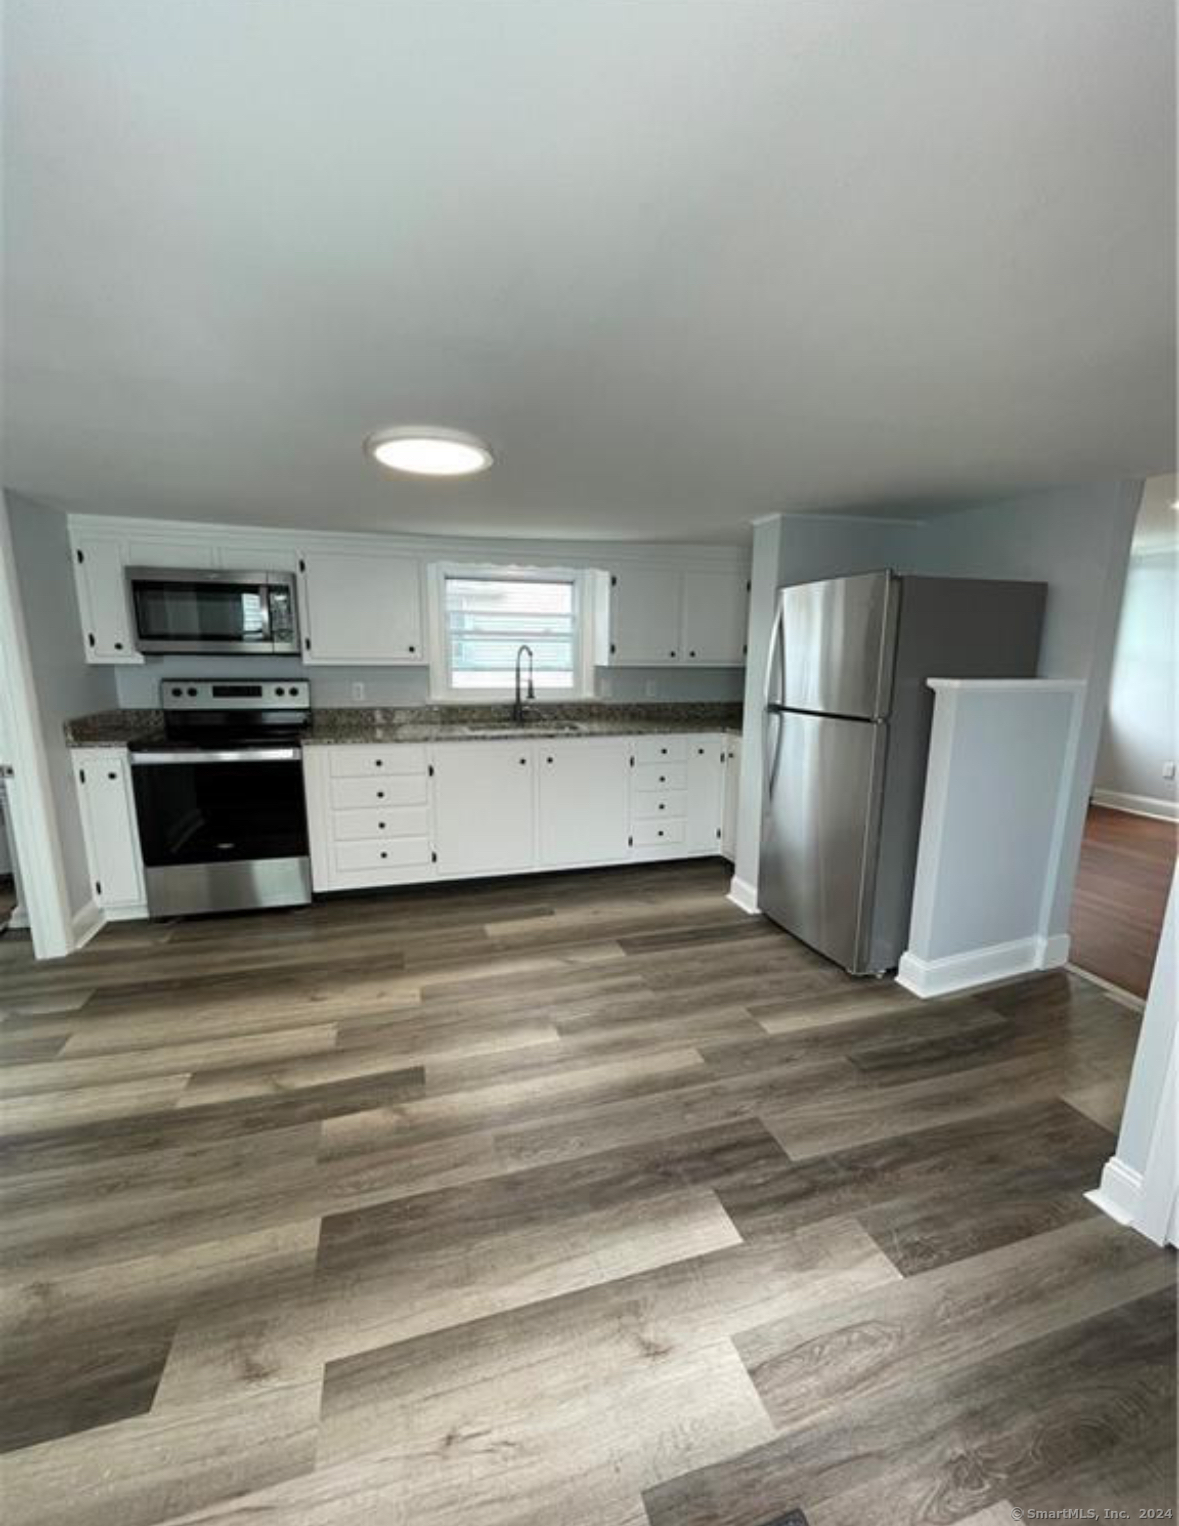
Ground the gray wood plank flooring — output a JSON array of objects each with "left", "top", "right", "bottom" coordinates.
[{"left": 0, "top": 859, "right": 1172, "bottom": 1525}]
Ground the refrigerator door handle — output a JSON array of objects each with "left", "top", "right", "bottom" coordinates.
[
  {"left": 764, "top": 705, "right": 785, "bottom": 800},
  {"left": 762, "top": 600, "right": 785, "bottom": 709}
]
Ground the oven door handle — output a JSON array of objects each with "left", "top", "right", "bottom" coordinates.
[{"left": 131, "top": 748, "right": 302, "bottom": 765}]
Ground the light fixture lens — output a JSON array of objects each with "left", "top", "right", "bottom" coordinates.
[{"left": 365, "top": 427, "right": 493, "bottom": 477}]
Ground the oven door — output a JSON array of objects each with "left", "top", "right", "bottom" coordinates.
[
  {"left": 126, "top": 569, "right": 299, "bottom": 655},
  {"left": 131, "top": 749, "right": 311, "bottom": 916}
]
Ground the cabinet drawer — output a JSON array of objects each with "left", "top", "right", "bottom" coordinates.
[
  {"left": 334, "top": 836, "right": 433, "bottom": 873},
  {"left": 330, "top": 805, "right": 430, "bottom": 841},
  {"left": 632, "top": 818, "right": 686, "bottom": 848},
  {"left": 329, "top": 774, "right": 428, "bottom": 810},
  {"left": 326, "top": 745, "right": 427, "bottom": 778},
  {"left": 631, "top": 790, "right": 686, "bottom": 820},
  {"left": 632, "top": 762, "right": 686, "bottom": 792},
  {"left": 633, "top": 736, "right": 687, "bottom": 764}
]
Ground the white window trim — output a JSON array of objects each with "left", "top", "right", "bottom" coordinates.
[{"left": 426, "top": 561, "right": 598, "bottom": 703}]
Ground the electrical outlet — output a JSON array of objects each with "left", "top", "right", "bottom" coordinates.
[
  {"left": 351, "top": 681, "right": 366, "bottom": 702},
  {"left": 1163, "top": 760, "right": 1176, "bottom": 781},
  {"left": 645, "top": 679, "right": 659, "bottom": 698}
]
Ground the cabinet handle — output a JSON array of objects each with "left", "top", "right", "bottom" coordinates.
[
  {"left": 660, "top": 747, "right": 668, "bottom": 756},
  {"left": 114, "top": 641, "right": 124, "bottom": 651},
  {"left": 107, "top": 771, "right": 117, "bottom": 781},
  {"left": 374, "top": 760, "right": 384, "bottom": 768},
  {"left": 658, "top": 830, "right": 664, "bottom": 838},
  {"left": 546, "top": 756, "right": 554, "bottom": 765},
  {"left": 376, "top": 790, "right": 385, "bottom": 798},
  {"left": 697, "top": 747, "right": 704, "bottom": 755},
  {"left": 87, "top": 633, "right": 96, "bottom": 648},
  {"left": 658, "top": 775, "right": 665, "bottom": 783},
  {"left": 519, "top": 757, "right": 527, "bottom": 765},
  {"left": 669, "top": 650, "right": 677, "bottom": 658},
  {"left": 378, "top": 821, "right": 386, "bottom": 829},
  {"left": 689, "top": 650, "right": 696, "bottom": 658},
  {"left": 658, "top": 803, "right": 665, "bottom": 811},
  {"left": 380, "top": 851, "right": 388, "bottom": 860},
  {"left": 408, "top": 644, "right": 416, "bottom": 654}
]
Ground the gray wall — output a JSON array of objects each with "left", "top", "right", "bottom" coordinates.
[
  {"left": 1094, "top": 477, "right": 1178, "bottom": 812},
  {"left": 904, "top": 481, "right": 1142, "bottom": 939},
  {"left": 733, "top": 483, "right": 1142, "bottom": 946},
  {"left": 6, "top": 496, "right": 118, "bottom": 919},
  {"left": 113, "top": 656, "right": 745, "bottom": 708}
]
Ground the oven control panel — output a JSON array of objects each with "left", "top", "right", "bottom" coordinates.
[{"left": 160, "top": 679, "right": 311, "bottom": 711}]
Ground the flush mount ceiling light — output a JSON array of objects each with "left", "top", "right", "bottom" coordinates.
[{"left": 364, "top": 426, "right": 493, "bottom": 477}]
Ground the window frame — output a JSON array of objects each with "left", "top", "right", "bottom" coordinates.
[{"left": 426, "top": 561, "right": 597, "bottom": 703}]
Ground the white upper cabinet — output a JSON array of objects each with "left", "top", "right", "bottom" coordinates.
[
  {"left": 123, "top": 536, "right": 217, "bottom": 569},
  {"left": 432, "top": 742, "right": 535, "bottom": 875},
  {"left": 684, "top": 736, "right": 727, "bottom": 853},
  {"left": 601, "top": 565, "right": 749, "bottom": 667},
  {"left": 681, "top": 570, "right": 749, "bottom": 665},
  {"left": 299, "top": 550, "right": 425, "bottom": 665},
  {"left": 72, "top": 535, "right": 141, "bottom": 664},
  {"left": 537, "top": 739, "right": 632, "bottom": 865},
  {"left": 606, "top": 568, "right": 683, "bottom": 665}
]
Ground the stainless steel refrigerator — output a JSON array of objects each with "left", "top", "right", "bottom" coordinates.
[{"left": 759, "top": 570, "right": 1045, "bottom": 975}]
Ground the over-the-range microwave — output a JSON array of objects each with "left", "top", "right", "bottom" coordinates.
[{"left": 126, "top": 567, "right": 301, "bottom": 656}]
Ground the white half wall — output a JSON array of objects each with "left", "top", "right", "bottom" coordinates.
[{"left": 897, "top": 678, "right": 1085, "bottom": 997}]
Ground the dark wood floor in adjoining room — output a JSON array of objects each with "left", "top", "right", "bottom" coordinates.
[
  {"left": 1070, "top": 803, "right": 1177, "bottom": 998},
  {"left": 0, "top": 860, "right": 1173, "bottom": 1526}
]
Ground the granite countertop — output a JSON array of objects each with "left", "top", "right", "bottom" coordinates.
[{"left": 65, "top": 703, "right": 744, "bottom": 749}]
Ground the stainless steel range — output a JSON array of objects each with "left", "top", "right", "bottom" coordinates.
[{"left": 130, "top": 679, "right": 312, "bottom": 917}]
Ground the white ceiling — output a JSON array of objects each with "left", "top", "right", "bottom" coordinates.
[{"left": 4, "top": 0, "right": 1175, "bottom": 544}]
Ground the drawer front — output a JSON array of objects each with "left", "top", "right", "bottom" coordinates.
[
  {"left": 326, "top": 745, "right": 427, "bottom": 778},
  {"left": 631, "top": 791, "right": 687, "bottom": 821},
  {"left": 334, "top": 836, "right": 433, "bottom": 873},
  {"left": 633, "top": 736, "right": 688, "bottom": 764},
  {"left": 632, "top": 818, "right": 687, "bottom": 848},
  {"left": 330, "top": 805, "right": 431, "bottom": 842},
  {"left": 632, "top": 762, "right": 687, "bottom": 792},
  {"left": 329, "top": 774, "right": 428, "bottom": 810}
]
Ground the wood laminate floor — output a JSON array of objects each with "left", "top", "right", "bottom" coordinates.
[
  {"left": 1070, "top": 804, "right": 1177, "bottom": 998},
  {"left": 0, "top": 860, "right": 1173, "bottom": 1526}
]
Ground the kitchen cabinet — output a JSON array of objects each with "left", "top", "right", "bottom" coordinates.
[
  {"left": 298, "top": 550, "right": 425, "bottom": 665},
  {"left": 72, "top": 748, "right": 147, "bottom": 915},
  {"left": 538, "top": 739, "right": 632, "bottom": 865},
  {"left": 685, "top": 736, "right": 727, "bottom": 852},
  {"left": 681, "top": 571, "right": 749, "bottom": 665},
  {"left": 606, "top": 568, "right": 683, "bottom": 665},
  {"left": 124, "top": 537, "right": 217, "bottom": 569},
  {"left": 721, "top": 738, "right": 741, "bottom": 861},
  {"left": 432, "top": 742, "right": 535, "bottom": 876},
  {"left": 71, "top": 536, "right": 141, "bottom": 664},
  {"left": 303, "top": 744, "right": 434, "bottom": 892},
  {"left": 601, "top": 566, "right": 749, "bottom": 668}
]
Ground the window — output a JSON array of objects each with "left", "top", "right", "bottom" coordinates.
[{"left": 429, "top": 565, "right": 594, "bottom": 700}]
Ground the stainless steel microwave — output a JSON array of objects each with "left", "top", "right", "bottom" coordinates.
[{"left": 126, "top": 568, "right": 301, "bottom": 655}]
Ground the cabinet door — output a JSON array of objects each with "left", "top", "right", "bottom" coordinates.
[
  {"left": 72, "top": 537, "right": 140, "bottom": 663},
  {"left": 538, "top": 740, "right": 631, "bottom": 866},
  {"left": 432, "top": 743, "right": 535, "bottom": 875},
  {"left": 685, "top": 736, "right": 726, "bottom": 853},
  {"left": 721, "top": 738, "right": 741, "bottom": 861},
  {"left": 74, "top": 749, "right": 146, "bottom": 909},
  {"left": 608, "top": 569, "right": 683, "bottom": 664},
  {"left": 300, "top": 551, "right": 425, "bottom": 664},
  {"left": 681, "top": 570, "right": 749, "bottom": 665}
]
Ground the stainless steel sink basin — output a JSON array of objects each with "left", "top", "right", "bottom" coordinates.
[{"left": 449, "top": 720, "right": 585, "bottom": 736}]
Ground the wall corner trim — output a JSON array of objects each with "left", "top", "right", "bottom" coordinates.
[
  {"left": 70, "top": 898, "right": 105, "bottom": 952},
  {"left": 1086, "top": 1158, "right": 1144, "bottom": 1228},
  {"left": 896, "top": 932, "right": 1069, "bottom": 999},
  {"left": 727, "top": 876, "right": 759, "bottom": 915}
]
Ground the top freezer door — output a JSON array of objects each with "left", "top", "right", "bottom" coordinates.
[{"left": 778, "top": 570, "right": 897, "bottom": 720}]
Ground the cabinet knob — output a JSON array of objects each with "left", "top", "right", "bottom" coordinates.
[
  {"left": 114, "top": 641, "right": 124, "bottom": 651},
  {"left": 658, "top": 829, "right": 664, "bottom": 838},
  {"left": 408, "top": 645, "right": 416, "bottom": 654},
  {"left": 659, "top": 775, "right": 665, "bottom": 783},
  {"left": 669, "top": 650, "right": 677, "bottom": 658},
  {"left": 660, "top": 747, "right": 668, "bottom": 755},
  {"left": 378, "top": 821, "right": 386, "bottom": 829},
  {"left": 376, "top": 790, "right": 385, "bottom": 798},
  {"left": 107, "top": 771, "right": 117, "bottom": 781},
  {"left": 380, "top": 851, "right": 388, "bottom": 860},
  {"left": 546, "top": 756, "right": 554, "bottom": 765},
  {"left": 519, "top": 757, "right": 527, "bottom": 765},
  {"left": 689, "top": 650, "right": 696, "bottom": 658},
  {"left": 658, "top": 803, "right": 665, "bottom": 811},
  {"left": 697, "top": 747, "right": 704, "bottom": 755},
  {"left": 375, "top": 760, "right": 384, "bottom": 768}
]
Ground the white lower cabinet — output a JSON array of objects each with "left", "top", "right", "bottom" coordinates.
[
  {"left": 432, "top": 742, "right": 535, "bottom": 877},
  {"left": 71, "top": 748, "right": 147, "bottom": 915},
  {"left": 537, "top": 739, "right": 632, "bottom": 867},
  {"left": 304, "top": 732, "right": 738, "bottom": 894}
]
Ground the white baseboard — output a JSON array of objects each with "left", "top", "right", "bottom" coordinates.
[
  {"left": 103, "top": 903, "right": 150, "bottom": 923},
  {"left": 71, "top": 898, "right": 105, "bottom": 951},
  {"left": 1091, "top": 788, "right": 1179, "bottom": 823},
  {"left": 896, "top": 931, "right": 1071, "bottom": 999},
  {"left": 7, "top": 902, "right": 30, "bottom": 931},
  {"left": 727, "top": 875, "right": 759, "bottom": 915},
  {"left": 1086, "top": 1157, "right": 1144, "bottom": 1227}
]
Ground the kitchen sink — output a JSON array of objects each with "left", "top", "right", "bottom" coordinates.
[{"left": 449, "top": 719, "right": 586, "bottom": 736}]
